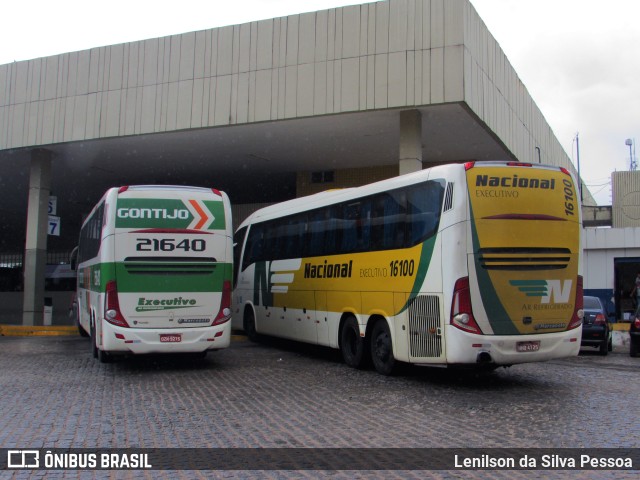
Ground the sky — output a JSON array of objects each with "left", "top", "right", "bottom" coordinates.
[{"left": 1, "top": 0, "right": 639, "bottom": 205}]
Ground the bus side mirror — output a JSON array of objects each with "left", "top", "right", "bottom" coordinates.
[{"left": 69, "top": 246, "right": 78, "bottom": 271}]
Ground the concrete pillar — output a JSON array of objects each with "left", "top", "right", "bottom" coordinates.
[
  {"left": 22, "top": 149, "right": 52, "bottom": 326},
  {"left": 399, "top": 110, "right": 423, "bottom": 175}
]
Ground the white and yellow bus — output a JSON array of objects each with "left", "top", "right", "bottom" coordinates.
[
  {"left": 232, "top": 161, "right": 583, "bottom": 374},
  {"left": 74, "top": 185, "right": 233, "bottom": 362}
]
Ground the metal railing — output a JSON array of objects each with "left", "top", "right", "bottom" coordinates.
[{"left": 0, "top": 251, "right": 73, "bottom": 268}]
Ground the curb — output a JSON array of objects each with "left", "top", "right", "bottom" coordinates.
[
  {"left": 0, "top": 325, "right": 78, "bottom": 336},
  {"left": 0, "top": 325, "right": 249, "bottom": 340},
  {"left": 612, "top": 323, "right": 631, "bottom": 332}
]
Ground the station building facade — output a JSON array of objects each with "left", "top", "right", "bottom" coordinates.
[{"left": 1, "top": 0, "right": 598, "bottom": 324}]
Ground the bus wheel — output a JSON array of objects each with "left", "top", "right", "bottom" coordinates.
[
  {"left": 75, "top": 313, "right": 89, "bottom": 338},
  {"left": 97, "top": 347, "right": 111, "bottom": 364},
  {"left": 90, "top": 321, "right": 98, "bottom": 359},
  {"left": 370, "top": 320, "right": 396, "bottom": 376},
  {"left": 340, "top": 316, "right": 366, "bottom": 369},
  {"left": 244, "top": 308, "right": 258, "bottom": 342},
  {"left": 78, "top": 323, "right": 89, "bottom": 338}
]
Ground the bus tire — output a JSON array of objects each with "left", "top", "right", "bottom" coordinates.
[
  {"left": 370, "top": 319, "right": 396, "bottom": 376},
  {"left": 244, "top": 307, "right": 258, "bottom": 342},
  {"left": 73, "top": 305, "right": 89, "bottom": 338},
  {"left": 78, "top": 323, "right": 89, "bottom": 338},
  {"left": 340, "top": 316, "right": 366, "bottom": 369},
  {"left": 97, "top": 347, "right": 111, "bottom": 364},
  {"left": 90, "top": 320, "right": 98, "bottom": 359}
]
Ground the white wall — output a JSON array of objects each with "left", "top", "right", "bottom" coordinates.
[{"left": 583, "top": 227, "right": 640, "bottom": 290}]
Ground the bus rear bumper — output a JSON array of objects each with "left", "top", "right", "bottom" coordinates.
[
  {"left": 444, "top": 327, "right": 582, "bottom": 366},
  {"left": 100, "top": 322, "right": 231, "bottom": 354}
]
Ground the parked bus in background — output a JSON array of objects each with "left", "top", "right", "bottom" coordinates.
[
  {"left": 232, "top": 161, "right": 583, "bottom": 375},
  {"left": 73, "top": 185, "right": 233, "bottom": 362}
]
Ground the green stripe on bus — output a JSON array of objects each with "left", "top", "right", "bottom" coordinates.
[
  {"left": 78, "top": 262, "right": 232, "bottom": 293},
  {"left": 114, "top": 262, "right": 232, "bottom": 293},
  {"left": 469, "top": 200, "right": 520, "bottom": 335},
  {"left": 397, "top": 235, "right": 437, "bottom": 314},
  {"left": 202, "top": 200, "right": 226, "bottom": 230}
]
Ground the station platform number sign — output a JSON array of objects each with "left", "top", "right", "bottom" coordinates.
[{"left": 48, "top": 196, "right": 60, "bottom": 236}]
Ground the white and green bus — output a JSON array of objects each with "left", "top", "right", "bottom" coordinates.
[
  {"left": 73, "top": 185, "right": 233, "bottom": 362},
  {"left": 232, "top": 161, "right": 584, "bottom": 374}
]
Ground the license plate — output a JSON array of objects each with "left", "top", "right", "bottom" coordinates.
[
  {"left": 516, "top": 341, "right": 540, "bottom": 352},
  {"left": 160, "top": 334, "right": 182, "bottom": 343}
]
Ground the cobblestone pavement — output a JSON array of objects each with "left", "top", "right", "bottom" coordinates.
[{"left": 0, "top": 335, "right": 638, "bottom": 479}]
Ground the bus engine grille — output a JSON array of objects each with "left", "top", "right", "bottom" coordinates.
[
  {"left": 407, "top": 295, "right": 442, "bottom": 358},
  {"left": 123, "top": 257, "right": 218, "bottom": 275},
  {"left": 478, "top": 247, "right": 571, "bottom": 271}
]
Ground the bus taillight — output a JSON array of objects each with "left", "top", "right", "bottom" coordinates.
[
  {"left": 567, "top": 275, "right": 584, "bottom": 330},
  {"left": 213, "top": 280, "right": 232, "bottom": 325},
  {"left": 450, "top": 277, "right": 483, "bottom": 335},
  {"left": 104, "top": 281, "right": 130, "bottom": 328}
]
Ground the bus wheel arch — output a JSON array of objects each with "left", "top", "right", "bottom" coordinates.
[
  {"left": 243, "top": 304, "right": 259, "bottom": 342},
  {"left": 369, "top": 316, "right": 397, "bottom": 376},
  {"left": 339, "top": 313, "right": 368, "bottom": 369}
]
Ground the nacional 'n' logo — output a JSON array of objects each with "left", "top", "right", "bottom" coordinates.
[
  {"left": 510, "top": 279, "right": 573, "bottom": 304},
  {"left": 253, "top": 259, "right": 302, "bottom": 307}
]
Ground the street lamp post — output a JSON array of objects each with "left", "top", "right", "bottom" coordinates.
[
  {"left": 576, "top": 133, "right": 582, "bottom": 202},
  {"left": 626, "top": 138, "right": 635, "bottom": 171}
]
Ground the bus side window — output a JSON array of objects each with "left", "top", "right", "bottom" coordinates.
[
  {"left": 284, "top": 214, "right": 306, "bottom": 260},
  {"left": 265, "top": 220, "right": 282, "bottom": 260},
  {"left": 382, "top": 191, "right": 406, "bottom": 249},
  {"left": 233, "top": 227, "right": 248, "bottom": 287},
  {"left": 307, "top": 209, "right": 326, "bottom": 257},
  {"left": 243, "top": 224, "right": 264, "bottom": 270},
  {"left": 324, "top": 206, "right": 339, "bottom": 255},
  {"left": 340, "top": 203, "right": 359, "bottom": 253},
  {"left": 370, "top": 195, "right": 386, "bottom": 249},
  {"left": 407, "top": 182, "right": 445, "bottom": 245},
  {"left": 357, "top": 199, "right": 372, "bottom": 251},
  {"left": 78, "top": 202, "right": 104, "bottom": 264}
]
